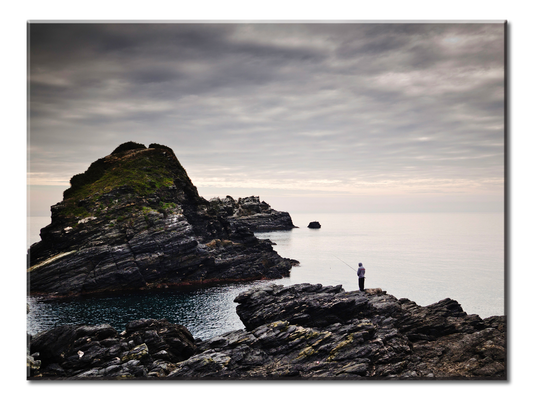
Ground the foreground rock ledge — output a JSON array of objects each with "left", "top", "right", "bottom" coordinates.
[{"left": 28, "top": 284, "right": 506, "bottom": 380}]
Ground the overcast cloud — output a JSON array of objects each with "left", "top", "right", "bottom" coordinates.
[{"left": 28, "top": 22, "right": 505, "bottom": 215}]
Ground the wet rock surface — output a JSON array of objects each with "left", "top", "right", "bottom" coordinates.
[{"left": 28, "top": 284, "right": 506, "bottom": 380}]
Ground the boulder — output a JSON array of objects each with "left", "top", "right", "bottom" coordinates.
[{"left": 308, "top": 221, "right": 321, "bottom": 229}]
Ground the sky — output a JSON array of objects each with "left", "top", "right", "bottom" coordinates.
[{"left": 28, "top": 22, "right": 505, "bottom": 217}]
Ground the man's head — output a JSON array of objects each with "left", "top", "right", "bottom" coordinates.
[{"left": 359, "top": 263, "right": 363, "bottom": 267}]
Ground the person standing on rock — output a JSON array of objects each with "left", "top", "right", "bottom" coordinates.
[{"left": 357, "top": 262, "right": 365, "bottom": 291}]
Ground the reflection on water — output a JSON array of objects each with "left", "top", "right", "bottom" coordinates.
[{"left": 27, "top": 282, "right": 267, "bottom": 340}]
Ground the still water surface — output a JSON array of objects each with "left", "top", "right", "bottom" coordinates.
[
  {"left": 27, "top": 284, "right": 264, "bottom": 340},
  {"left": 27, "top": 212, "right": 505, "bottom": 340}
]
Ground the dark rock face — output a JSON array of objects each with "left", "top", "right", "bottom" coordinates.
[
  {"left": 228, "top": 284, "right": 505, "bottom": 379},
  {"left": 209, "top": 196, "right": 296, "bottom": 232},
  {"left": 181, "top": 285, "right": 504, "bottom": 380},
  {"left": 29, "top": 284, "right": 506, "bottom": 380},
  {"left": 29, "top": 319, "right": 196, "bottom": 379},
  {"left": 28, "top": 143, "right": 296, "bottom": 298},
  {"left": 308, "top": 221, "right": 321, "bottom": 229}
]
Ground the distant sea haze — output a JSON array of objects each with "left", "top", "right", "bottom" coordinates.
[{"left": 258, "top": 212, "right": 504, "bottom": 319}]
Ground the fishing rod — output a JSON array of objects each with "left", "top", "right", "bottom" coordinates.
[{"left": 333, "top": 255, "right": 358, "bottom": 273}]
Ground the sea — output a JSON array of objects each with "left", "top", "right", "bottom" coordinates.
[{"left": 27, "top": 212, "right": 505, "bottom": 340}]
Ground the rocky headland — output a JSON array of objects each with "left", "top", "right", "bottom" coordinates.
[
  {"left": 28, "top": 142, "right": 297, "bottom": 298},
  {"left": 28, "top": 283, "right": 506, "bottom": 380},
  {"left": 209, "top": 195, "right": 296, "bottom": 232}
]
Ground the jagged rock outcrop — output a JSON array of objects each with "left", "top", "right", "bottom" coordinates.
[
  {"left": 177, "top": 285, "right": 506, "bottom": 380},
  {"left": 28, "top": 142, "right": 297, "bottom": 297},
  {"left": 29, "top": 319, "right": 196, "bottom": 378},
  {"left": 209, "top": 196, "right": 296, "bottom": 232},
  {"left": 28, "top": 284, "right": 506, "bottom": 380}
]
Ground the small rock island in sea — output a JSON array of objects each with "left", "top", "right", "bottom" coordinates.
[{"left": 28, "top": 142, "right": 297, "bottom": 298}]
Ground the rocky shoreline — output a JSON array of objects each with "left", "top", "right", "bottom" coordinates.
[
  {"left": 209, "top": 195, "right": 296, "bottom": 232},
  {"left": 28, "top": 283, "right": 506, "bottom": 380},
  {"left": 26, "top": 142, "right": 506, "bottom": 380},
  {"left": 28, "top": 142, "right": 297, "bottom": 298}
]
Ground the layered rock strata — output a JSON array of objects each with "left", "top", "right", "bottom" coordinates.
[
  {"left": 28, "top": 142, "right": 296, "bottom": 297},
  {"left": 209, "top": 196, "right": 296, "bottom": 232},
  {"left": 28, "top": 284, "right": 506, "bottom": 380},
  {"left": 28, "top": 319, "right": 196, "bottom": 378}
]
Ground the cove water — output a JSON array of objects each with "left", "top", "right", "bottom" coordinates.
[{"left": 27, "top": 212, "right": 505, "bottom": 340}]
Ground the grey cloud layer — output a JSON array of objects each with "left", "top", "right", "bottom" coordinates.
[{"left": 29, "top": 23, "right": 505, "bottom": 198}]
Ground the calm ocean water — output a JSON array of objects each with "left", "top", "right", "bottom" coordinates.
[{"left": 27, "top": 212, "right": 505, "bottom": 340}]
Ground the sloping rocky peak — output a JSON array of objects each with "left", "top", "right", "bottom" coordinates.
[
  {"left": 32, "top": 142, "right": 203, "bottom": 262},
  {"left": 67, "top": 143, "right": 199, "bottom": 223},
  {"left": 28, "top": 142, "right": 296, "bottom": 297}
]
